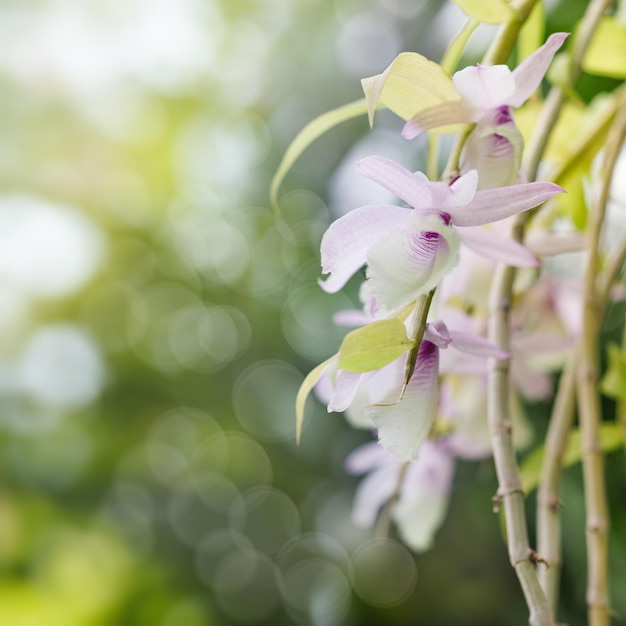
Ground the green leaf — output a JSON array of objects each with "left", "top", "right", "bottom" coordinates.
[
  {"left": 361, "top": 53, "right": 459, "bottom": 127},
  {"left": 583, "top": 17, "right": 626, "bottom": 79},
  {"left": 601, "top": 343, "right": 626, "bottom": 401},
  {"left": 295, "top": 355, "right": 337, "bottom": 444},
  {"left": 270, "top": 99, "right": 369, "bottom": 214},
  {"left": 520, "top": 424, "right": 623, "bottom": 494},
  {"left": 451, "top": 0, "right": 516, "bottom": 24},
  {"left": 338, "top": 319, "right": 414, "bottom": 373}
]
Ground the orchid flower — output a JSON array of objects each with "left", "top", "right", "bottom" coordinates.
[
  {"left": 346, "top": 440, "right": 455, "bottom": 552},
  {"left": 402, "top": 33, "right": 568, "bottom": 139},
  {"left": 402, "top": 33, "right": 568, "bottom": 188},
  {"left": 320, "top": 155, "right": 563, "bottom": 309},
  {"left": 367, "top": 320, "right": 506, "bottom": 461}
]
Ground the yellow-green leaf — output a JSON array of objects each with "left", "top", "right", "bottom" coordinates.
[
  {"left": 583, "top": 16, "right": 626, "bottom": 79},
  {"left": 270, "top": 99, "right": 369, "bottom": 214},
  {"left": 442, "top": 19, "right": 480, "bottom": 75},
  {"left": 361, "top": 53, "right": 459, "bottom": 127},
  {"left": 517, "top": 1, "right": 545, "bottom": 64},
  {"left": 451, "top": 0, "right": 516, "bottom": 24},
  {"left": 601, "top": 343, "right": 626, "bottom": 401},
  {"left": 295, "top": 355, "right": 337, "bottom": 444},
  {"left": 338, "top": 319, "right": 413, "bottom": 373},
  {"left": 520, "top": 423, "right": 623, "bottom": 494}
]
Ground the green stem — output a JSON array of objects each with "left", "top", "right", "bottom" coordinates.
[{"left": 577, "top": 94, "right": 626, "bottom": 626}]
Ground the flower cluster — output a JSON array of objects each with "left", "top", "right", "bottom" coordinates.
[{"left": 299, "top": 32, "right": 587, "bottom": 550}]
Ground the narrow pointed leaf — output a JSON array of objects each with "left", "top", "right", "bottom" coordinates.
[
  {"left": 338, "top": 319, "right": 413, "bottom": 373},
  {"left": 361, "top": 53, "right": 458, "bottom": 126},
  {"left": 583, "top": 17, "right": 626, "bottom": 79},
  {"left": 270, "top": 99, "right": 369, "bottom": 214},
  {"left": 451, "top": 0, "right": 516, "bottom": 24},
  {"left": 520, "top": 424, "right": 623, "bottom": 494},
  {"left": 296, "top": 355, "right": 337, "bottom": 443}
]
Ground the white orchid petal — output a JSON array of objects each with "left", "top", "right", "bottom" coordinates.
[
  {"left": 452, "top": 64, "right": 515, "bottom": 110},
  {"left": 366, "top": 214, "right": 460, "bottom": 309},
  {"left": 447, "top": 181, "right": 564, "bottom": 226},
  {"left": 319, "top": 205, "right": 412, "bottom": 293},
  {"left": 368, "top": 341, "right": 439, "bottom": 461},
  {"left": 356, "top": 156, "right": 433, "bottom": 209},
  {"left": 509, "top": 32, "right": 569, "bottom": 107},
  {"left": 402, "top": 100, "right": 477, "bottom": 138},
  {"left": 457, "top": 226, "right": 538, "bottom": 267},
  {"left": 461, "top": 115, "right": 524, "bottom": 189},
  {"left": 443, "top": 170, "right": 479, "bottom": 208}
]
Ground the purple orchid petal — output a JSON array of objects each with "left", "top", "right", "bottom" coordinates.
[
  {"left": 319, "top": 204, "right": 412, "bottom": 293},
  {"left": 368, "top": 340, "right": 439, "bottom": 461},
  {"left": 356, "top": 156, "right": 432, "bottom": 209},
  {"left": 446, "top": 181, "right": 564, "bottom": 226},
  {"left": 402, "top": 100, "right": 477, "bottom": 139},
  {"left": 365, "top": 214, "right": 460, "bottom": 309},
  {"left": 457, "top": 226, "right": 538, "bottom": 267},
  {"left": 509, "top": 33, "right": 569, "bottom": 107},
  {"left": 449, "top": 331, "right": 508, "bottom": 358},
  {"left": 453, "top": 64, "right": 516, "bottom": 110}
]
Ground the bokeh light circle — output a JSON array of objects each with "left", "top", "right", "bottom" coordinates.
[
  {"left": 281, "top": 558, "right": 352, "bottom": 626},
  {"left": 351, "top": 538, "right": 418, "bottom": 607},
  {"left": 229, "top": 486, "right": 301, "bottom": 556},
  {"left": 213, "top": 549, "right": 282, "bottom": 623},
  {"left": 232, "top": 360, "right": 304, "bottom": 442}
]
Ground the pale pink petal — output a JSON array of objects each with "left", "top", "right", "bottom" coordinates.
[
  {"left": 319, "top": 205, "right": 412, "bottom": 293},
  {"left": 332, "top": 309, "right": 371, "bottom": 327},
  {"left": 392, "top": 443, "right": 455, "bottom": 551},
  {"left": 402, "top": 100, "right": 478, "bottom": 139},
  {"left": 351, "top": 464, "right": 398, "bottom": 528},
  {"left": 509, "top": 33, "right": 569, "bottom": 107},
  {"left": 456, "top": 226, "right": 538, "bottom": 267},
  {"left": 365, "top": 214, "right": 460, "bottom": 309},
  {"left": 453, "top": 64, "right": 515, "bottom": 110},
  {"left": 328, "top": 371, "right": 367, "bottom": 413},
  {"left": 449, "top": 331, "right": 508, "bottom": 358},
  {"left": 424, "top": 321, "right": 452, "bottom": 349},
  {"left": 368, "top": 341, "right": 439, "bottom": 461},
  {"left": 356, "top": 156, "right": 432, "bottom": 209},
  {"left": 345, "top": 441, "right": 395, "bottom": 474},
  {"left": 446, "top": 181, "right": 564, "bottom": 226}
]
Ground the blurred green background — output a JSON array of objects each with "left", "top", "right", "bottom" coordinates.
[{"left": 0, "top": 0, "right": 624, "bottom": 625}]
